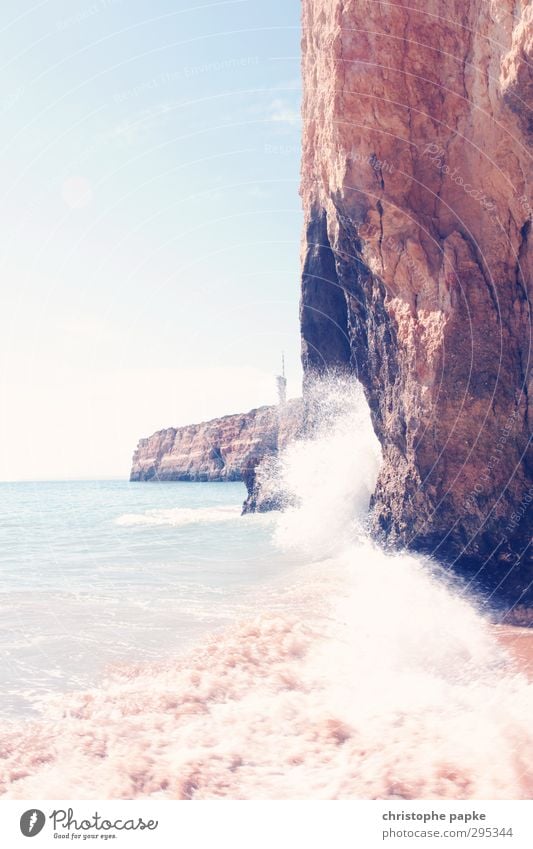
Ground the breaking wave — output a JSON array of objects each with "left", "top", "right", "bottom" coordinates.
[
  {"left": 115, "top": 505, "right": 242, "bottom": 527},
  {"left": 1, "top": 378, "right": 532, "bottom": 799}
]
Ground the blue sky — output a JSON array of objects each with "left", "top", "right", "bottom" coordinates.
[{"left": 0, "top": 0, "right": 302, "bottom": 479}]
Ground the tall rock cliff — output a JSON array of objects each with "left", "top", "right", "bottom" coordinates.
[
  {"left": 300, "top": 0, "right": 532, "bottom": 606},
  {"left": 130, "top": 399, "right": 302, "bottom": 486}
]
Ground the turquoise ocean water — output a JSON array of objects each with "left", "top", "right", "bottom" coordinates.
[
  {"left": 1, "top": 386, "right": 532, "bottom": 799},
  {"left": 0, "top": 480, "right": 298, "bottom": 717}
]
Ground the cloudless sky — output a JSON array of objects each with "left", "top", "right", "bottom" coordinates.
[{"left": 0, "top": 0, "right": 302, "bottom": 480}]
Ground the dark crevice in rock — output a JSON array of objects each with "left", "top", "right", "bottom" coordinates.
[{"left": 300, "top": 206, "right": 352, "bottom": 375}]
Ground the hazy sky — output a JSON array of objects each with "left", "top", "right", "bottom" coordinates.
[{"left": 0, "top": 0, "right": 302, "bottom": 480}]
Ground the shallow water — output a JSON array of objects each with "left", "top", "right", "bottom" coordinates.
[
  {"left": 0, "top": 479, "right": 301, "bottom": 716},
  {"left": 1, "top": 380, "right": 532, "bottom": 799}
]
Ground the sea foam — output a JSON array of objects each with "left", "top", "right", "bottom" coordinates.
[
  {"left": 115, "top": 505, "right": 242, "bottom": 527},
  {"left": 1, "top": 378, "right": 532, "bottom": 799}
]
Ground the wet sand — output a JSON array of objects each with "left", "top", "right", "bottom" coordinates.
[{"left": 494, "top": 626, "right": 533, "bottom": 680}]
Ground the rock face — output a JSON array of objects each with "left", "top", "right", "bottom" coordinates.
[
  {"left": 300, "top": 0, "right": 532, "bottom": 606},
  {"left": 130, "top": 400, "right": 302, "bottom": 486},
  {"left": 242, "top": 399, "right": 304, "bottom": 513}
]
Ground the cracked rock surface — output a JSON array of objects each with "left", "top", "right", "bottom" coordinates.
[{"left": 300, "top": 0, "right": 532, "bottom": 607}]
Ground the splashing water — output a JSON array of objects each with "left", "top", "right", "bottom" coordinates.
[
  {"left": 272, "top": 378, "right": 381, "bottom": 557},
  {"left": 0, "top": 378, "right": 532, "bottom": 799}
]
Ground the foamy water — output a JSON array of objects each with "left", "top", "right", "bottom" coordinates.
[
  {"left": 115, "top": 505, "right": 243, "bottom": 527},
  {"left": 1, "top": 379, "right": 532, "bottom": 799}
]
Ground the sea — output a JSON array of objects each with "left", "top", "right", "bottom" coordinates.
[
  {"left": 0, "top": 478, "right": 295, "bottom": 718},
  {"left": 0, "top": 379, "right": 532, "bottom": 799}
]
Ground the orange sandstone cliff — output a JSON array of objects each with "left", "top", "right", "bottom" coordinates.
[
  {"left": 300, "top": 0, "right": 532, "bottom": 607},
  {"left": 130, "top": 400, "right": 302, "bottom": 487}
]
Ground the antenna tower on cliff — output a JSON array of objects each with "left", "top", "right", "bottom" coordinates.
[{"left": 276, "top": 352, "right": 287, "bottom": 406}]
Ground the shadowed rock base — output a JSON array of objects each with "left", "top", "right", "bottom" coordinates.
[{"left": 299, "top": 0, "right": 532, "bottom": 612}]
